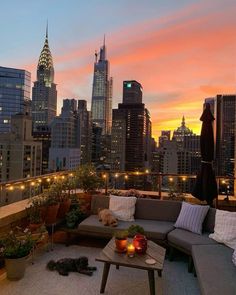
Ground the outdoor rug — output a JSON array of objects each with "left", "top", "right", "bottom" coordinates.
[{"left": 0, "top": 244, "right": 200, "bottom": 295}]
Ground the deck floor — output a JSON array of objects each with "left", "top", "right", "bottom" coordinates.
[{"left": 0, "top": 235, "right": 200, "bottom": 295}]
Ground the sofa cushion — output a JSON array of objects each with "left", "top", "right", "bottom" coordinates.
[
  {"left": 168, "top": 228, "right": 217, "bottom": 253},
  {"left": 109, "top": 195, "right": 136, "bottom": 221},
  {"left": 91, "top": 195, "right": 109, "bottom": 214},
  {"left": 209, "top": 209, "right": 236, "bottom": 249},
  {"left": 78, "top": 215, "right": 174, "bottom": 241},
  {"left": 233, "top": 249, "right": 236, "bottom": 267},
  {"left": 135, "top": 199, "right": 181, "bottom": 222},
  {"left": 174, "top": 202, "right": 209, "bottom": 234},
  {"left": 192, "top": 244, "right": 236, "bottom": 295},
  {"left": 202, "top": 207, "right": 216, "bottom": 233}
]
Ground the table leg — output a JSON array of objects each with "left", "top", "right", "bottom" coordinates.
[
  {"left": 148, "top": 270, "right": 155, "bottom": 295},
  {"left": 100, "top": 262, "right": 110, "bottom": 294},
  {"left": 157, "top": 270, "right": 162, "bottom": 277}
]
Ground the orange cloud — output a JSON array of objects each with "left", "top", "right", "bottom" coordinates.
[{"left": 17, "top": 1, "right": 236, "bottom": 142}]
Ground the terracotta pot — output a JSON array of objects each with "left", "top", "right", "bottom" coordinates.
[
  {"left": 5, "top": 255, "right": 28, "bottom": 280},
  {"left": 115, "top": 238, "right": 127, "bottom": 252},
  {"left": 29, "top": 223, "right": 43, "bottom": 232},
  {"left": 78, "top": 193, "right": 92, "bottom": 212},
  {"left": 39, "top": 206, "right": 47, "bottom": 222},
  {"left": 45, "top": 203, "right": 59, "bottom": 225},
  {"left": 57, "top": 199, "right": 71, "bottom": 219}
]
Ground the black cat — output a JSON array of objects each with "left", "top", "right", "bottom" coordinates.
[{"left": 47, "top": 256, "right": 97, "bottom": 276}]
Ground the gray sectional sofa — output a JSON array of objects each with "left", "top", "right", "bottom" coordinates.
[{"left": 78, "top": 195, "right": 236, "bottom": 295}]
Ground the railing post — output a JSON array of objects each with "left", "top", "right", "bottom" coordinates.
[{"left": 158, "top": 173, "right": 162, "bottom": 199}]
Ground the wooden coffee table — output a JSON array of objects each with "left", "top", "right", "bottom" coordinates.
[{"left": 96, "top": 237, "right": 166, "bottom": 295}]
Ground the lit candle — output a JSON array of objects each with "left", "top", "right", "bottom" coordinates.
[{"left": 127, "top": 243, "right": 135, "bottom": 257}]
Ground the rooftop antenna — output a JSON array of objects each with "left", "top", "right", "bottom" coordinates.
[
  {"left": 46, "top": 20, "right": 48, "bottom": 39},
  {"left": 95, "top": 50, "right": 98, "bottom": 62}
]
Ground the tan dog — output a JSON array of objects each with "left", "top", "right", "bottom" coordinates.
[{"left": 98, "top": 208, "right": 118, "bottom": 227}]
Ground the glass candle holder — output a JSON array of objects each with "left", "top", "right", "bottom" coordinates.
[
  {"left": 127, "top": 243, "right": 135, "bottom": 257},
  {"left": 133, "top": 234, "right": 147, "bottom": 254}
]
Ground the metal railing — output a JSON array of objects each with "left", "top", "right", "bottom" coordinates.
[{"left": 0, "top": 170, "right": 235, "bottom": 206}]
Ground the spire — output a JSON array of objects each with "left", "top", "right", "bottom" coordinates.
[
  {"left": 182, "top": 116, "right": 185, "bottom": 127},
  {"left": 37, "top": 24, "right": 54, "bottom": 84},
  {"left": 99, "top": 34, "right": 106, "bottom": 61},
  {"left": 46, "top": 20, "right": 48, "bottom": 39}
]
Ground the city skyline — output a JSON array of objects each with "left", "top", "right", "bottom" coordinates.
[{"left": 1, "top": 0, "right": 236, "bottom": 139}]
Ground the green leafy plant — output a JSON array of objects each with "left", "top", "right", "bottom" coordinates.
[
  {"left": 114, "top": 230, "right": 129, "bottom": 240},
  {"left": 75, "top": 164, "right": 103, "bottom": 193},
  {"left": 127, "top": 224, "right": 145, "bottom": 237},
  {"left": 65, "top": 208, "right": 86, "bottom": 229},
  {"left": 0, "top": 228, "right": 35, "bottom": 259},
  {"left": 27, "top": 205, "right": 42, "bottom": 224}
]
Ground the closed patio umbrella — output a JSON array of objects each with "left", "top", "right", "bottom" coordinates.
[{"left": 192, "top": 103, "right": 218, "bottom": 206}]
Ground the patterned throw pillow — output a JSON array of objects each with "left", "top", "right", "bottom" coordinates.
[
  {"left": 233, "top": 249, "right": 236, "bottom": 267},
  {"left": 209, "top": 209, "right": 236, "bottom": 249},
  {"left": 109, "top": 195, "right": 137, "bottom": 221},
  {"left": 174, "top": 202, "right": 210, "bottom": 234}
]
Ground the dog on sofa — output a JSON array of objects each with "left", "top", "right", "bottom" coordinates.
[
  {"left": 98, "top": 208, "right": 118, "bottom": 227},
  {"left": 47, "top": 256, "right": 97, "bottom": 276}
]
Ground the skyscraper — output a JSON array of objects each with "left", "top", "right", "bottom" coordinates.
[
  {"left": 111, "top": 80, "right": 152, "bottom": 171},
  {"left": 77, "top": 100, "right": 92, "bottom": 164},
  {"left": 91, "top": 37, "right": 112, "bottom": 135},
  {"left": 32, "top": 26, "right": 57, "bottom": 173},
  {"left": 32, "top": 26, "right": 57, "bottom": 132},
  {"left": 0, "top": 66, "right": 31, "bottom": 133},
  {"left": 49, "top": 99, "right": 80, "bottom": 171},
  {"left": 215, "top": 94, "right": 236, "bottom": 179}
]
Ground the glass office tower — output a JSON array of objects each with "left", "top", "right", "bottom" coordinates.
[
  {"left": 0, "top": 66, "right": 31, "bottom": 133},
  {"left": 91, "top": 38, "right": 112, "bottom": 135}
]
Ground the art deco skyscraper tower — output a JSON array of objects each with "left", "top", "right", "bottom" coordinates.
[
  {"left": 91, "top": 37, "right": 112, "bottom": 135},
  {"left": 32, "top": 25, "right": 57, "bottom": 133},
  {"left": 32, "top": 25, "right": 57, "bottom": 173}
]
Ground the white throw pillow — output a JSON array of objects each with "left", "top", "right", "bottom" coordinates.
[
  {"left": 109, "top": 195, "right": 137, "bottom": 221},
  {"left": 232, "top": 249, "right": 236, "bottom": 267},
  {"left": 209, "top": 209, "right": 236, "bottom": 249}
]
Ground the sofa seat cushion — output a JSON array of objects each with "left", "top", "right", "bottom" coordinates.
[
  {"left": 168, "top": 228, "right": 217, "bottom": 253},
  {"left": 78, "top": 215, "right": 174, "bottom": 241},
  {"left": 192, "top": 244, "right": 236, "bottom": 295}
]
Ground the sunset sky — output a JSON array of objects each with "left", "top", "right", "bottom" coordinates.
[{"left": 1, "top": 0, "right": 236, "bottom": 140}]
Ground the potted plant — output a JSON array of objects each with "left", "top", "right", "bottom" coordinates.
[
  {"left": 65, "top": 207, "right": 86, "bottom": 229},
  {"left": 114, "top": 230, "right": 128, "bottom": 252},
  {"left": 75, "top": 164, "right": 103, "bottom": 212},
  {"left": 56, "top": 179, "right": 75, "bottom": 219},
  {"left": 0, "top": 228, "right": 35, "bottom": 280},
  {"left": 127, "top": 224, "right": 145, "bottom": 237},
  {"left": 27, "top": 205, "right": 43, "bottom": 232}
]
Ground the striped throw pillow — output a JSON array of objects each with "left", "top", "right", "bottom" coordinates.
[
  {"left": 174, "top": 202, "right": 210, "bottom": 234},
  {"left": 209, "top": 209, "right": 236, "bottom": 249},
  {"left": 109, "top": 195, "right": 137, "bottom": 221}
]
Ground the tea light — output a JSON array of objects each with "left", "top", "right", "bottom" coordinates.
[{"left": 127, "top": 243, "right": 135, "bottom": 257}]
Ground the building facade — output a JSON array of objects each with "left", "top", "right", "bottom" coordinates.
[
  {"left": 32, "top": 27, "right": 57, "bottom": 173},
  {"left": 91, "top": 38, "right": 112, "bottom": 135},
  {"left": 0, "top": 66, "right": 31, "bottom": 133},
  {"left": 49, "top": 99, "right": 80, "bottom": 171},
  {"left": 77, "top": 100, "right": 92, "bottom": 165},
  {"left": 111, "top": 80, "right": 152, "bottom": 171},
  {"left": 0, "top": 114, "right": 42, "bottom": 204},
  {"left": 215, "top": 94, "right": 236, "bottom": 181}
]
